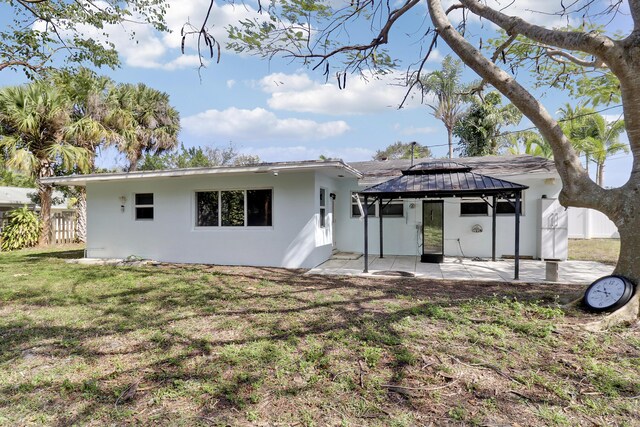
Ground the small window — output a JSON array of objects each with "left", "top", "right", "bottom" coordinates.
[
  {"left": 247, "top": 189, "right": 272, "bottom": 226},
  {"left": 221, "top": 190, "right": 245, "bottom": 226},
  {"left": 380, "top": 200, "right": 404, "bottom": 217},
  {"left": 319, "top": 188, "right": 327, "bottom": 228},
  {"left": 460, "top": 200, "right": 488, "bottom": 216},
  {"left": 496, "top": 199, "right": 523, "bottom": 215},
  {"left": 351, "top": 202, "right": 376, "bottom": 217},
  {"left": 197, "top": 191, "right": 219, "bottom": 226},
  {"left": 351, "top": 194, "right": 403, "bottom": 218},
  {"left": 135, "top": 193, "right": 154, "bottom": 220}
]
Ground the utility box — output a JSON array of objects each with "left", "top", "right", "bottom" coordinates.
[{"left": 538, "top": 198, "right": 568, "bottom": 261}]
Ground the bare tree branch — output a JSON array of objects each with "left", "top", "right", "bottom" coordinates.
[
  {"left": 458, "top": 0, "right": 617, "bottom": 64},
  {"left": 545, "top": 49, "right": 605, "bottom": 68}
]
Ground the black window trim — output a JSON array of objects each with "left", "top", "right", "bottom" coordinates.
[
  {"left": 193, "top": 188, "right": 274, "bottom": 229},
  {"left": 134, "top": 192, "right": 154, "bottom": 221}
]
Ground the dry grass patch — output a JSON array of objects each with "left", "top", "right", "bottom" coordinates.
[{"left": 0, "top": 247, "right": 638, "bottom": 426}]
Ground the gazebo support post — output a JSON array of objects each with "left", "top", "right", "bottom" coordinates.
[
  {"left": 363, "top": 195, "right": 369, "bottom": 273},
  {"left": 379, "top": 197, "right": 384, "bottom": 258},
  {"left": 492, "top": 195, "right": 497, "bottom": 262},
  {"left": 514, "top": 192, "right": 521, "bottom": 280}
]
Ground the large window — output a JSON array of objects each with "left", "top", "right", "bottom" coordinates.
[
  {"left": 196, "top": 189, "right": 272, "bottom": 227},
  {"left": 135, "top": 193, "right": 154, "bottom": 220},
  {"left": 351, "top": 193, "right": 404, "bottom": 218}
]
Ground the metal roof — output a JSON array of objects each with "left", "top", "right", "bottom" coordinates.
[
  {"left": 350, "top": 155, "right": 556, "bottom": 186},
  {"left": 0, "top": 186, "right": 69, "bottom": 209},
  {"left": 40, "top": 160, "right": 362, "bottom": 186},
  {"left": 360, "top": 162, "right": 528, "bottom": 198}
]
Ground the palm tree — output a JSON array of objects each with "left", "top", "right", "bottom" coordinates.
[
  {"left": 420, "top": 55, "right": 468, "bottom": 159},
  {"left": 582, "top": 114, "right": 627, "bottom": 187},
  {"left": 558, "top": 104, "right": 628, "bottom": 186},
  {"left": 0, "top": 81, "right": 90, "bottom": 244},
  {"left": 108, "top": 83, "right": 180, "bottom": 171},
  {"left": 50, "top": 68, "right": 117, "bottom": 242},
  {"left": 558, "top": 103, "right": 594, "bottom": 173},
  {"left": 507, "top": 130, "right": 554, "bottom": 159}
]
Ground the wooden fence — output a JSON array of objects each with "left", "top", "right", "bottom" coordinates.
[{"left": 50, "top": 212, "right": 78, "bottom": 244}]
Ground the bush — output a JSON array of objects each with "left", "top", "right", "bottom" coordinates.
[{"left": 1, "top": 206, "right": 40, "bottom": 251}]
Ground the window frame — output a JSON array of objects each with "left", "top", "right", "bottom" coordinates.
[
  {"left": 319, "top": 187, "right": 327, "bottom": 228},
  {"left": 459, "top": 198, "right": 489, "bottom": 217},
  {"left": 193, "top": 188, "right": 273, "bottom": 229},
  {"left": 134, "top": 193, "right": 154, "bottom": 221},
  {"left": 350, "top": 193, "right": 405, "bottom": 218},
  {"left": 495, "top": 193, "right": 525, "bottom": 216}
]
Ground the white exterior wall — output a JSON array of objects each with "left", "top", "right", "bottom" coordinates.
[
  {"left": 86, "top": 171, "right": 352, "bottom": 268},
  {"left": 334, "top": 174, "right": 563, "bottom": 259},
  {"left": 568, "top": 207, "right": 619, "bottom": 239}
]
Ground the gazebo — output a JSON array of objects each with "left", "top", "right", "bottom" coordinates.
[{"left": 359, "top": 161, "right": 529, "bottom": 279}]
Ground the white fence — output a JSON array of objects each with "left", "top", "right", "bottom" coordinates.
[{"left": 568, "top": 207, "right": 619, "bottom": 239}]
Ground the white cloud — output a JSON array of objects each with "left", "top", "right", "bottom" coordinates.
[
  {"left": 226, "top": 79, "right": 236, "bottom": 88},
  {"left": 240, "top": 145, "right": 375, "bottom": 162},
  {"left": 258, "top": 71, "right": 422, "bottom": 115},
  {"left": 182, "top": 107, "right": 350, "bottom": 141}
]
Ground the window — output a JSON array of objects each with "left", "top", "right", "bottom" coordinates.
[
  {"left": 351, "top": 193, "right": 404, "bottom": 218},
  {"left": 319, "top": 188, "right": 327, "bottom": 228},
  {"left": 196, "top": 191, "right": 218, "bottom": 226},
  {"left": 195, "top": 189, "right": 273, "bottom": 227},
  {"left": 247, "top": 190, "right": 272, "bottom": 226},
  {"left": 460, "top": 199, "right": 488, "bottom": 216},
  {"left": 221, "top": 190, "right": 244, "bottom": 226},
  {"left": 496, "top": 198, "right": 524, "bottom": 215},
  {"left": 135, "top": 193, "right": 154, "bottom": 220}
]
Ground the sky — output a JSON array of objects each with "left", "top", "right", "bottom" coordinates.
[{"left": 0, "top": 0, "right": 634, "bottom": 188}]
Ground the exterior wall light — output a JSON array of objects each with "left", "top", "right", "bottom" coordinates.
[{"left": 119, "top": 196, "right": 126, "bottom": 212}]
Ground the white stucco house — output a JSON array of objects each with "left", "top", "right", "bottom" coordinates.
[{"left": 42, "top": 155, "right": 566, "bottom": 269}]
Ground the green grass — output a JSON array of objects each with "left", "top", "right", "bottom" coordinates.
[
  {"left": 569, "top": 238, "right": 620, "bottom": 264},
  {"left": 0, "top": 246, "right": 638, "bottom": 425}
]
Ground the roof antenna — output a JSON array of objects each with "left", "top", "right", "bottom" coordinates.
[{"left": 410, "top": 141, "right": 417, "bottom": 167}]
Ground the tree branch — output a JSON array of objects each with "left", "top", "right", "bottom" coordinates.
[
  {"left": 458, "top": 0, "right": 617, "bottom": 64},
  {"left": 426, "top": 0, "right": 610, "bottom": 210},
  {"left": 545, "top": 49, "right": 606, "bottom": 68}
]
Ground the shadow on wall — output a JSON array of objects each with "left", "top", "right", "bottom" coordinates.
[{"left": 282, "top": 216, "right": 325, "bottom": 268}]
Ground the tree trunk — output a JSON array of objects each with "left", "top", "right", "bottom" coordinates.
[
  {"left": 38, "top": 180, "right": 52, "bottom": 246},
  {"left": 447, "top": 126, "right": 453, "bottom": 159},
  {"left": 427, "top": 0, "right": 640, "bottom": 322},
  {"left": 76, "top": 187, "right": 87, "bottom": 243},
  {"left": 597, "top": 162, "right": 605, "bottom": 187}
]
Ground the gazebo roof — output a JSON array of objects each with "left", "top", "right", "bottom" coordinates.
[{"left": 360, "top": 161, "right": 528, "bottom": 198}]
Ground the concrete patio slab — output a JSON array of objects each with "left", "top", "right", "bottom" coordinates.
[{"left": 306, "top": 255, "right": 614, "bottom": 284}]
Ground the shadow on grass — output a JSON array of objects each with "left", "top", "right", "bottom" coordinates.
[{"left": 0, "top": 256, "right": 603, "bottom": 425}]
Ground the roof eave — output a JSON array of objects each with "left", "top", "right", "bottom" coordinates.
[{"left": 40, "top": 161, "right": 363, "bottom": 186}]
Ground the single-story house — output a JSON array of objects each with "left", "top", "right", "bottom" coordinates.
[{"left": 41, "top": 155, "right": 567, "bottom": 271}]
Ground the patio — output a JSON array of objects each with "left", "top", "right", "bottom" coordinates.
[{"left": 307, "top": 254, "right": 614, "bottom": 284}]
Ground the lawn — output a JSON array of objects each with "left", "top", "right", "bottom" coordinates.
[
  {"left": 0, "top": 247, "right": 638, "bottom": 426},
  {"left": 569, "top": 238, "right": 620, "bottom": 265}
]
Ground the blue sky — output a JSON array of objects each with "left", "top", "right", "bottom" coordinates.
[{"left": 0, "top": 0, "right": 633, "bottom": 187}]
